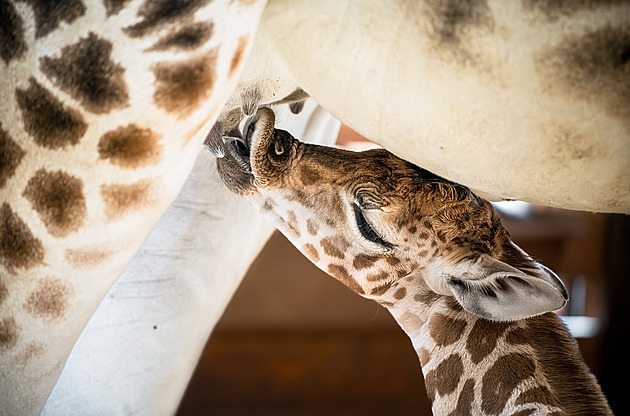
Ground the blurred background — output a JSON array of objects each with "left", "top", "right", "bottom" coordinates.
[{"left": 178, "top": 125, "right": 628, "bottom": 416}]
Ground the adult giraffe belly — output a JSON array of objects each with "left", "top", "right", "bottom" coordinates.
[{"left": 259, "top": 0, "right": 630, "bottom": 214}]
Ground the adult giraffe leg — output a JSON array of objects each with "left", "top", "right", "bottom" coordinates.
[{"left": 41, "top": 102, "right": 340, "bottom": 416}]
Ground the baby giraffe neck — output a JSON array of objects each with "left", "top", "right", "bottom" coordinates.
[{"left": 383, "top": 286, "right": 611, "bottom": 415}]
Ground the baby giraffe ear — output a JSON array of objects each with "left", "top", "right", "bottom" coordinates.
[{"left": 426, "top": 255, "right": 568, "bottom": 321}]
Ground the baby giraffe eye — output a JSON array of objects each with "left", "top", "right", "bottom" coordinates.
[{"left": 352, "top": 203, "right": 393, "bottom": 249}]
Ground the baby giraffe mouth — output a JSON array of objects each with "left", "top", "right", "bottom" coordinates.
[{"left": 204, "top": 107, "right": 276, "bottom": 175}]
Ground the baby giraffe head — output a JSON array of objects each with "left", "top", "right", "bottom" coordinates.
[{"left": 208, "top": 107, "right": 568, "bottom": 322}]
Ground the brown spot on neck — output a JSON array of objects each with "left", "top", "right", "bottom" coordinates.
[
  {"left": 100, "top": 179, "right": 155, "bottom": 220},
  {"left": 393, "top": 286, "right": 407, "bottom": 300},
  {"left": 424, "top": 353, "right": 464, "bottom": 403},
  {"left": 466, "top": 318, "right": 514, "bottom": 364},
  {"left": 448, "top": 379, "right": 475, "bottom": 416},
  {"left": 428, "top": 312, "right": 467, "bottom": 346},
  {"left": 103, "top": 0, "right": 132, "bottom": 16},
  {"left": 24, "top": 276, "right": 72, "bottom": 322},
  {"left": 301, "top": 243, "right": 320, "bottom": 263},
  {"left": 23, "top": 169, "right": 86, "bottom": 237},
  {"left": 320, "top": 236, "right": 348, "bottom": 259},
  {"left": 353, "top": 253, "right": 379, "bottom": 270},
  {"left": 0, "top": 0, "right": 27, "bottom": 63},
  {"left": 98, "top": 124, "right": 162, "bottom": 168},
  {"left": 366, "top": 270, "right": 389, "bottom": 282},
  {"left": 22, "top": 0, "right": 86, "bottom": 38},
  {"left": 327, "top": 264, "right": 364, "bottom": 295},
  {"left": 124, "top": 0, "right": 213, "bottom": 38},
  {"left": 0, "top": 317, "right": 20, "bottom": 350},
  {"left": 306, "top": 218, "right": 319, "bottom": 236},
  {"left": 370, "top": 281, "right": 393, "bottom": 296},
  {"left": 148, "top": 21, "right": 214, "bottom": 51},
  {"left": 16, "top": 78, "right": 87, "bottom": 150},
  {"left": 0, "top": 280, "right": 7, "bottom": 306},
  {"left": 481, "top": 353, "right": 536, "bottom": 414},
  {"left": 0, "top": 203, "right": 45, "bottom": 273},
  {"left": 152, "top": 49, "right": 218, "bottom": 117},
  {"left": 0, "top": 124, "right": 25, "bottom": 189}
]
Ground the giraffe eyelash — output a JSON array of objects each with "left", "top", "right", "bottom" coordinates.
[{"left": 352, "top": 203, "right": 394, "bottom": 250}]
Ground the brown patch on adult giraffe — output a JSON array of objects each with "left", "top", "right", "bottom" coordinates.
[
  {"left": 13, "top": 341, "right": 45, "bottom": 366},
  {"left": 103, "top": 0, "right": 131, "bottom": 16},
  {"left": 0, "top": 317, "right": 20, "bottom": 350},
  {"left": 299, "top": 165, "right": 322, "bottom": 186},
  {"left": 536, "top": 25, "right": 630, "bottom": 125},
  {"left": 21, "top": 0, "right": 86, "bottom": 38},
  {"left": 16, "top": 78, "right": 88, "bottom": 150},
  {"left": 393, "top": 286, "right": 407, "bottom": 300},
  {"left": 523, "top": 0, "right": 625, "bottom": 22},
  {"left": 448, "top": 378, "right": 475, "bottom": 416},
  {"left": 320, "top": 236, "right": 348, "bottom": 259},
  {"left": 0, "top": 0, "right": 27, "bottom": 63},
  {"left": 423, "top": 0, "right": 495, "bottom": 66},
  {"left": 153, "top": 50, "right": 218, "bottom": 117},
  {"left": 23, "top": 169, "right": 86, "bottom": 238},
  {"left": 428, "top": 313, "right": 467, "bottom": 346},
  {"left": 229, "top": 35, "right": 249, "bottom": 77},
  {"left": 0, "top": 203, "right": 45, "bottom": 273},
  {"left": 101, "top": 180, "right": 154, "bottom": 220},
  {"left": 301, "top": 243, "right": 320, "bottom": 263},
  {"left": 306, "top": 218, "right": 318, "bottom": 236},
  {"left": 353, "top": 253, "right": 378, "bottom": 270},
  {"left": 481, "top": 353, "right": 536, "bottom": 415},
  {"left": 424, "top": 353, "right": 464, "bottom": 403},
  {"left": 148, "top": 21, "right": 214, "bottom": 52},
  {"left": 327, "top": 264, "right": 364, "bottom": 295},
  {"left": 40, "top": 32, "right": 129, "bottom": 114},
  {"left": 65, "top": 247, "right": 115, "bottom": 268},
  {"left": 124, "top": 0, "right": 213, "bottom": 37},
  {"left": 0, "top": 124, "right": 25, "bottom": 189},
  {"left": 24, "top": 277, "right": 72, "bottom": 322},
  {"left": 466, "top": 319, "right": 514, "bottom": 364},
  {"left": 98, "top": 124, "right": 162, "bottom": 168}
]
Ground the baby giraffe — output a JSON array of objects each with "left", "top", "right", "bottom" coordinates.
[{"left": 207, "top": 108, "right": 611, "bottom": 415}]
